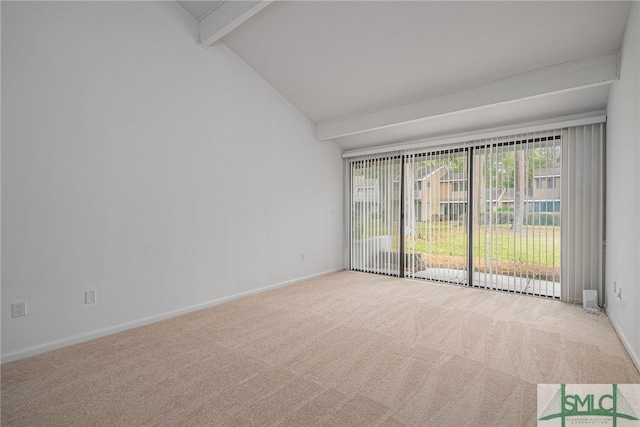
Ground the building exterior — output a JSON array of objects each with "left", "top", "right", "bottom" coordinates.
[
  {"left": 416, "top": 167, "right": 560, "bottom": 220},
  {"left": 352, "top": 175, "right": 380, "bottom": 216},
  {"left": 354, "top": 166, "right": 561, "bottom": 222},
  {"left": 438, "top": 172, "right": 468, "bottom": 220},
  {"left": 531, "top": 167, "right": 561, "bottom": 212},
  {"left": 411, "top": 166, "right": 447, "bottom": 221}
]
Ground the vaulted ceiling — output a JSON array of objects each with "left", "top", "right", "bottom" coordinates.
[{"left": 178, "top": 1, "right": 631, "bottom": 151}]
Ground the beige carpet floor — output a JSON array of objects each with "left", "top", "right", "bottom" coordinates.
[{"left": 2, "top": 271, "right": 639, "bottom": 426}]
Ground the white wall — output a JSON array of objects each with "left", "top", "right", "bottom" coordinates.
[
  {"left": 1, "top": 1, "right": 344, "bottom": 362},
  {"left": 605, "top": 2, "right": 640, "bottom": 371}
]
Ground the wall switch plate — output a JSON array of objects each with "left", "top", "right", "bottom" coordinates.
[
  {"left": 85, "top": 289, "right": 97, "bottom": 304},
  {"left": 11, "top": 301, "right": 26, "bottom": 318}
]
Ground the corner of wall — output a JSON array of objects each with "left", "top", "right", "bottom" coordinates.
[{"left": 605, "top": 0, "right": 640, "bottom": 374}]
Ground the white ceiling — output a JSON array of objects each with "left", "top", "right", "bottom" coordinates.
[
  {"left": 179, "top": 1, "right": 632, "bottom": 150},
  {"left": 177, "top": 1, "right": 224, "bottom": 21}
]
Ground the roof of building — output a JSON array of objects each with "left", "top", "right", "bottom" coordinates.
[
  {"left": 414, "top": 166, "right": 445, "bottom": 180},
  {"left": 502, "top": 187, "right": 535, "bottom": 202},
  {"left": 533, "top": 167, "right": 561, "bottom": 177},
  {"left": 441, "top": 172, "right": 467, "bottom": 182},
  {"left": 486, "top": 187, "right": 506, "bottom": 202}
]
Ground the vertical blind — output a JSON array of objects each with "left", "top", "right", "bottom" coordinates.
[
  {"left": 349, "top": 155, "right": 401, "bottom": 276},
  {"left": 403, "top": 149, "right": 469, "bottom": 283},
  {"left": 562, "top": 124, "right": 605, "bottom": 304},
  {"left": 473, "top": 130, "right": 562, "bottom": 298},
  {"left": 348, "top": 123, "right": 604, "bottom": 304}
]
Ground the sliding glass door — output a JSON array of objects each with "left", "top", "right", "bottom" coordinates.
[
  {"left": 348, "top": 124, "right": 603, "bottom": 303},
  {"left": 350, "top": 156, "right": 401, "bottom": 275},
  {"left": 472, "top": 134, "right": 562, "bottom": 298},
  {"left": 404, "top": 149, "right": 469, "bottom": 284}
]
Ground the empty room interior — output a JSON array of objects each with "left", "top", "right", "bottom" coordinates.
[{"left": 2, "top": 1, "right": 640, "bottom": 426}]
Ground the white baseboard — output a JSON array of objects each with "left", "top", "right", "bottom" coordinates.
[
  {"left": 1, "top": 268, "right": 344, "bottom": 364},
  {"left": 606, "top": 307, "right": 640, "bottom": 374}
]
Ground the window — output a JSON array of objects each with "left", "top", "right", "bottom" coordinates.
[
  {"left": 536, "top": 177, "right": 557, "bottom": 189},
  {"left": 453, "top": 181, "right": 467, "bottom": 192}
]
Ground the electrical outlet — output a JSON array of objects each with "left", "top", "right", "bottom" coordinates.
[
  {"left": 85, "top": 289, "right": 97, "bottom": 305},
  {"left": 11, "top": 301, "right": 26, "bottom": 318},
  {"left": 300, "top": 254, "right": 305, "bottom": 261}
]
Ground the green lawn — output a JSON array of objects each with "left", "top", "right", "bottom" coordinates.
[
  {"left": 355, "top": 220, "right": 560, "bottom": 268},
  {"left": 411, "top": 221, "right": 561, "bottom": 267}
]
